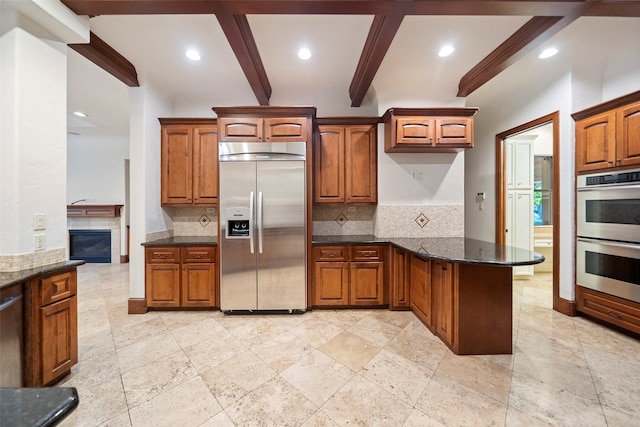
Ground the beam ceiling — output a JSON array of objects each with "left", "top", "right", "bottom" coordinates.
[{"left": 62, "top": 0, "right": 640, "bottom": 105}]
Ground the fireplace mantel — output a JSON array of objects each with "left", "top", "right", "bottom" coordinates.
[{"left": 67, "top": 204, "right": 123, "bottom": 218}]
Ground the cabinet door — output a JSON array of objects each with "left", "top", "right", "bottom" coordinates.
[
  {"left": 432, "top": 260, "right": 456, "bottom": 348},
  {"left": 218, "top": 117, "right": 263, "bottom": 142},
  {"left": 346, "top": 125, "right": 377, "bottom": 203},
  {"left": 616, "top": 101, "right": 640, "bottom": 168},
  {"left": 145, "top": 263, "right": 181, "bottom": 307},
  {"left": 510, "top": 190, "right": 534, "bottom": 276},
  {"left": 435, "top": 117, "right": 473, "bottom": 147},
  {"left": 575, "top": 112, "right": 616, "bottom": 172},
  {"left": 390, "top": 247, "right": 410, "bottom": 310},
  {"left": 350, "top": 262, "right": 384, "bottom": 305},
  {"left": 193, "top": 125, "right": 218, "bottom": 205},
  {"left": 506, "top": 139, "right": 533, "bottom": 190},
  {"left": 41, "top": 296, "right": 78, "bottom": 385},
  {"left": 314, "top": 262, "right": 349, "bottom": 306},
  {"left": 264, "top": 117, "right": 308, "bottom": 142},
  {"left": 315, "top": 126, "right": 345, "bottom": 202},
  {"left": 395, "top": 117, "right": 435, "bottom": 146},
  {"left": 161, "top": 125, "right": 193, "bottom": 205},
  {"left": 409, "top": 255, "right": 432, "bottom": 329},
  {"left": 181, "top": 263, "right": 216, "bottom": 307}
]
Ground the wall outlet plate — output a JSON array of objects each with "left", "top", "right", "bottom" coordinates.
[{"left": 35, "top": 234, "right": 46, "bottom": 251}]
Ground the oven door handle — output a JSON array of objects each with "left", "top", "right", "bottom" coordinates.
[
  {"left": 577, "top": 237, "right": 640, "bottom": 250},
  {"left": 577, "top": 183, "right": 640, "bottom": 191}
]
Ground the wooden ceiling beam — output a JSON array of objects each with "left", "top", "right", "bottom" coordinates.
[
  {"left": 349, "top": 11, "right": 404, "bottom": 107},
  {"left": 68, "top": 31, "right": 139, "bottom": 87},
  {"left": 61, "top": 1, "right": 640, "bottom": 17},
  {"left": 216, "top": 14, "right": 271, "bottom": 105},
  {"left": 457, "top": 14, "right": 579, "bottom": 97}
]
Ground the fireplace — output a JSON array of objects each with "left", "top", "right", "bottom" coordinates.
[{"left": 69, "top": 230, "right": 111, "bottom": 263}]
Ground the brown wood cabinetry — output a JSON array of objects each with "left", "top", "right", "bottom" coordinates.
[
  {"left": 383, "top": 108, "right": 477, "bottom": 153},
  {"left": 409, "top": 255, "right": 432, "bottom": 328},
  {"left": 315, "top": 121, "right": 377, "bottom": 203},
  {"left": 389, "top": 246, "right": 410, "bottom": 310},
  {"left": 312, "top": 244, "right": 384, "bottom": 307},
  {"left": 432, "top": 259, "right": 456, "bottom": 348},
  {"left": 24, "top": 268, "right": 78, "bottom": 387},
  {"left": 145, "top": 246, "right": 217, "bottom": 308},
  {"left": 160, "top": 118, "right": 218, "bottom": 206},
  {"left": 574, "top": 95, "right": 640, "bottom": 173},
  {"left": 217, "top": 116, "right": 309, "bottom": 142},
  {"left": 576, "top": 286, "right": 640, "bottom": 335}
]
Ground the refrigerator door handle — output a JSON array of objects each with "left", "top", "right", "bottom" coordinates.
[
  {"left": 258, "top": 191, "right": 264, "bottom": 254},
  {"left": 249, "top": 191, "right": 255, "bottom": 254}
]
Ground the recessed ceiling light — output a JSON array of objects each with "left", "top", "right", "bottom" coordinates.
[
  {"left": 438, "top": 45, "right": 455, "bottom": 57},
  {"left": 73, "top": 111, "right": 87, "bottom": 117},
  {"left": 185, "top": 49, "right": 201, "bottom": 61},
  {"left": 298, "top": 48, "right": 311, "bottom": 60},
  {"left": 539, "top": 48, "right": 558, "bottom": 59}
]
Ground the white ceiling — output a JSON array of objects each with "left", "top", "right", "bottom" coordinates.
[{"left": 66, "top": 14, "right": 640, "bottom": 138}]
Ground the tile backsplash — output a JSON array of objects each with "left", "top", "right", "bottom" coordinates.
[
  {"left": 312, "top": 204, "right": 463, "bottom": 237},
  {"left": 171, "top": 207, "right": 218, "bottom": 237}
]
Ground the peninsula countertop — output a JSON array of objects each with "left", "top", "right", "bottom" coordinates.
[
  {"left": 312, "top": 234, "right": 544, "bottom": 266},
  {"left": 0, "top": 260, "right": 85, "bottom": 291}
]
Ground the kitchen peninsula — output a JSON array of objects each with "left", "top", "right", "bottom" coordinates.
[{"left": 313, "top": 235, "right": 544, "bottom": 355}]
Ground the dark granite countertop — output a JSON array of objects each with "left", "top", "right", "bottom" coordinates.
[
  {"left": 312, "top": 235, "right": 544, "bottom": 266},
  {"left": 0, "top": 260, "right": 85, "bottom": 291},
  {"left": 141, "top": 236, "right": 218, "bottom": 247},
  {"left": 0, "top": 387, "right": 78, "bottom": 427}
]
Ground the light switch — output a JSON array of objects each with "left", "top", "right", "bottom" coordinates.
[{"left": 34, "top": 213, "right": 46, "bottom": 230}]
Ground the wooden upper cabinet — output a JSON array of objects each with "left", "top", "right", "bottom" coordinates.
[
  {"left": 218, "top": 117, "right": 263, "bottom": 141},
  {"left": 573, "top": 93, "right": 640, "bottom": 173},
  {"left": 575, "top": 111, "right": 616, "bottom": 172},
  {"left": 315, "top": 126, "right": 345, "bottom": 202},
  {"left": 346, "top": 125, "right": 377, "bottom": 203},
  {"left": 383, "top": 108, "right": 477, "bottom": 153},
  {"left": 216, "top": 111, "right": 312, "bottom": 143},
  {"left": 264, "top": 117, "right": 308, "bottom": 141},
  {"left": 315, "top": 122, "right": 377, "bottom": 204},
  {"left": 159, "top": 119, "right": 218, "bottom": 206},
  {"left": 617, "top": 101, "right": 640, "bottom": 168}
]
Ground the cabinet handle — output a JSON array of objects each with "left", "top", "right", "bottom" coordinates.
[{"left": 607, "top": 310, "right": 623, "bottom": 319}]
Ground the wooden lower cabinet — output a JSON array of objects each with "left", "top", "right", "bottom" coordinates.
[
  {"left": 312, "top": 244, "right": 385, "bottom": 307},
  {"left": 24, "top": 268, "right": 78, "bottom": 387},
  {"left": 576, "top": 286, "right": 640, "bottom": 335},
  {"left": 432, "top": 260, "right": 456, "bottom": 348},
  {"left": 389, "top": 246, "right": 410, "bottom": 310},
  {"left": 145, "top": 246, "right": 217, "bottom": 309},
  {"left": 40, "top": 297, "right": 78, "bottom": 385},
  {"left": 409, "top": 255, "right": 432, "bottom": 328}
]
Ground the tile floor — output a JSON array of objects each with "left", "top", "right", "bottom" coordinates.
[{"left": 58, "top": 264, "right": 640, "bottom": 426}]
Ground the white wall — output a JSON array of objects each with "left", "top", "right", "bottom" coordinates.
[
  {"left": 128, "top": 83, "right": 173, "bottom": 298},
  {"left": 465, "top": 39, "right": 640, "bottom": 302},
  {"left": 67, "top": 133, "right": 129, "bottom": 204},
  {"left": 0, "top": 24, "right": 68, "bottom": 264}
]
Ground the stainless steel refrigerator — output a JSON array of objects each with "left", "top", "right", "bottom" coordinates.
[{"left": 219, "top": 142, "right": 306, "bottom": 312}]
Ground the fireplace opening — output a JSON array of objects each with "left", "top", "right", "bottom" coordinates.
[{"left": 69, "top": 229, "right": 111, "bottom": 263}]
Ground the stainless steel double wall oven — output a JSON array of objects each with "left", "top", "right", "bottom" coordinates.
[{"left": 576, "top": 168, "right": 640, "bottom": 303}]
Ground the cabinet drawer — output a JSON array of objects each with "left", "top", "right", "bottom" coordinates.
[
  {"left": 182, "top": 246, "right": 216, "bottom": 262},
  {"left": 313, "top": 246, "right": 346, "bottom": 261},
  {"left": 577, "top": 286, "right": 640, "bottom": 334},
  {"left": 40, "top": 271, "right": 77, "bottom": 306},
  {"left": 351, "top": 245, "right": 382, "bottom": 261},
  {"left": 146, "top": 247, "right": 181, "bottom": 263}
]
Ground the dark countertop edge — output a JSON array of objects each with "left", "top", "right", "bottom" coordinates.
[
  {"left": 0, "top": 260, "right": 85, "bottom": 290},
  {"left": 141, "top": 236, "right": 218, "bottom": 247},
  {"left": 0, "top": 387, "right": 79, "bottom": 427},
  {"left": 312, "top": 235, "right": 544, "bottom": 266}
]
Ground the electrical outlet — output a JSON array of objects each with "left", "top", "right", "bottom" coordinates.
[
  {"left": 347, "top": 206, "right": 356, "bottom": 212},
  {"left": 411, "top": 170, "right": 424, "bottom": 180},
  {"left": 35, "top": 234, "right": 46, "bottom": 251},
  {"left": 206, "top": 208, "right": 216, "bottom": 214},
  {"left": 34, "top": 213, "right": 46, "bottom": 230}
]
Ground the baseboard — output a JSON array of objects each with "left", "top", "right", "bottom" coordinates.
[
  {"left": 128, "top": 298, "right": 147, "bottom": 314},
  {"left": 554, "top": 296, "right": 576, "bottom": 316},
  {"left": 120, "top": 255, "right": 129, "bottom": 263}
]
